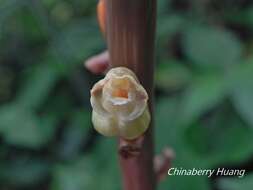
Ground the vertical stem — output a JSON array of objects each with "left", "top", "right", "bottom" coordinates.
[{"left": 106, "top": 1, "right": 157, "bottom": 190}]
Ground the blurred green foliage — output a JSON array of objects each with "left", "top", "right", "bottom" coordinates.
[{"left": 0, "top": 0, "right": 253, "bottom": 190}]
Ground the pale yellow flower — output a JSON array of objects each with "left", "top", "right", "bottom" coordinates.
[{"left": 90, "top": 67, "right": 150, "bottom": 140}]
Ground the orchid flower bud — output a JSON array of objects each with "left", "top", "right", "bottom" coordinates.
[
  {"left": 90, "top": 67, "right": 151, "bottom": 140},
  {"left": 97, "top": 0, "right": 106, "bottom": 34}
]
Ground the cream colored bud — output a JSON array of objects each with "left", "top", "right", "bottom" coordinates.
[{"left": 90, "top": 67, "right": 151, "bottom": 140}]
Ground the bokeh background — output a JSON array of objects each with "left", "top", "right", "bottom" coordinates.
[{"left": 1, "top": 0, "right": 253, "bottom": 189}]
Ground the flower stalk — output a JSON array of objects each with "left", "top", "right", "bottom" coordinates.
[{"left": 105, "top": 1, "right": 157, "bottom": 190}]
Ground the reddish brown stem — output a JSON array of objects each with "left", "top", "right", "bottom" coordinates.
[{"left": 105, "top": 1, "right": 157, "bottom": 190}]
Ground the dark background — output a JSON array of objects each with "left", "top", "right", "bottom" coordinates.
[{"left": 0, "top": 0, "right": 253, "bottom": 189}]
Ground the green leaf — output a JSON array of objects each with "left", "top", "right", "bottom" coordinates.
[
  {"left": 218, "top": 174, "right": 253, "bottom": 190},
  {"left": 183, "top": 26, "right": 242, "bottom": 68},
  {"left": 157, "top": 15, "right": 186, "bottom": 50},
  {"left": 155, "top": 97, "right": 253, "bottom": 190},
  {"left": 51, "top": 158, "right": 95, "bottom": 190},
  {"left": 50, "top": 20, "right": 103, "bottom": 65},
  {"left": 157, "top": 0, "right": 171, "bottom": 16},
  {"left": 0, "top": 105, "right": 56, "bottom": 148},
  {"left": 159, "top": 175, "right": 211, "bottom": 190},
  {"left": 0, "top": 0, "right": 25, "bottom": 31},
  {"left": 155, "top": 97, "right": 185, "bottom": 150},
  {"left": 90, "top": 139, "right": 121, "bottom": 190},
  {"left": 52, "top": 139, "right": 120, "bottom": 190},
  {"left": 228, "top": 60, "right": 253, "bottom": 128},
  {"left": 157, "top": 15, "right": 185, "bottom": 39},
  {"left": 224, "top": 6, "right": 253, "bottom": 29},
  {"left": 232, "top": 83, "right": 253, "bottom": 127},
  {"left": 0, "top": 158, "right": 50, "bottom": 187},
  {"left": 180, "top": 73, "right": 227, "bottom": 125},
  {"left": 185, "top": 110, "right": 253, "bottom": 166},
  {"left": 16, "top": 63, "right": 60, "bottom": 110},
  {"left": 57, "top": 111, "right": 91, "bottom": 160},
  {"left": 156, "top": 98, "right": 212, "bottom": 190},
  {"left": 155, "top": 60, "right": 192, "bottom": 91}
]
